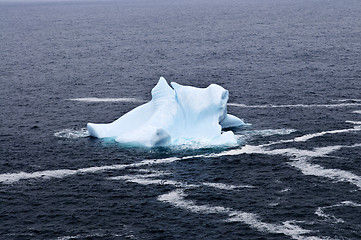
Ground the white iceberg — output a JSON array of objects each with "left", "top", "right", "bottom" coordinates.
[{"left": 87, "top": 77, "right": 245, "bottom": 147}]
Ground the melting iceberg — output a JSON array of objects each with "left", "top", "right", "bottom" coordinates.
[{"left": 87, "top": 77, "right": 245, "bottom": 147}]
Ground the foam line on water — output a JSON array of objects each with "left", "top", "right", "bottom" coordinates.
[
  {"left": 66, "top": 97, "right": 146, "bottom": 103},
  {"left": 315, "top": 201, "right": 361, "bottom": 223},
  {"left": 269, "top": 144, "right": 361, "bottom": 189},
  {"left": 109, "top": 175, "right": 191, "bottom": 188},
  {"left": 228, "top": 102, "right": 361, "bottom": 108},
  {"left": 158, "top": 189, "right": 329, "bottom": 240},
  {"left": 4, "top": 127, "right": 361, "bottom": 185},
  {"left": 334, "top": 99, "right": 361, "bottom": 102},
  {"left": 110, "top": 173, "right": 253, "bottom": 190},
  {"left": 3, "top": 143, "right": 360, "bottom": 186},
  {"left": 260, "top": 126, "right": 361, "bottom": 147},
  {"left": 289, "top": 158, "right": 361, "bottom": 189},
  {"left": 202, "top": 182, "right": 255, "bottom": 190},
  {"left": 345, "top": 120, "right": 361, "bottom": 125},
  {"left": 199, "top": 144, "right": 361, "bottom": 189},
  {"left": 353, "top": 110, "right": 361, "bottom": 114},
  {"left": 56, "top": 233, "right": 123, "bottom": 240},
  {"left": 136, "top": 169, "right": 173, "bottom": 175},
  {"left": 0, "top": 157, "right": 180, "bottom": 184},
  {"left": 204, "top": 145, "right": 342, "bottom": 159},
  {"left": 293, "top": 126, "right": 361, "bottom": 142},
  {"left": 109, "top": 172, "right": 172, "bottom": 180},
  {"left": 236, "top": 129, "right": 296, "bottom": 138},
  {"left": 56, "top": 233, "right": 125, "bottom": 240},
  {"left": 315, "top": 207, "right": 344, "bottom": 223}
]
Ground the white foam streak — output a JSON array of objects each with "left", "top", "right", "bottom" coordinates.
[
  {"left": 110, "top": 174, "right": 252, "bottom": 190},
  {"left": 260, "top": 126, "right": 361, "bottom": 147},
  {"left": 294, "top": 126, "right": 361, "bottom": 142},
  {"left": 339, "top": 201, "right": 361, "bottom": 207},
  {"left": 158, "top": 190, "right": 327, "bottom": 240},
  {"left": 0, "top": 169, "right": 77, "bottom": 184},
  {"left": 56, "top": 233, "right": 125, "bottom": 240},
  {"left": 345, "top": 120, "right": 361, "bottom": 125},
  {"left": 315, "top": 207, "right": 344, "bottom": 223},
  {"left": 203, "top": 144, "right": 361, "bottom": 189},
  {"left": 289, "top": 159, "right": 361, "bottom": 189},
  {"left": 315, "top": 201, "right": 361, "bottom": 223},
  {"left": 228, "top": 102, "right": 361, "bottom": 108},
  {"left": 0, "top": 157, "right": 180, "bottom": 184},
  {"left": 4, "top": 124, "right": 361, "bottom": 187},
  {"left": 206, "top": 145, "right": 341, "bottom": 159},
  {"left": 136, "top": 169, "right": 173, "bottom": 175},
  {"left": 353, "top": 110, "right": 361, "bottom": 114},
  {"left": 202, "top": 182, "right": 255, "bottom": 190},
  {"left": 109, "top": 172, "right": 172, "bottom": 180},
  {"left": 158, "top": 189, "right": 231, "bottom": 214},
  {"left": 335, "top": 99, "right": 361, "bottom": 102},
  {"left": 67, "top": 97, "right": 146, "bottom": 103},
  {"left": 237, "top": 129, "right": 296, "bottom": 138},
  {"left": 113, "top": 176, "right": 187, "bottom": 188}
]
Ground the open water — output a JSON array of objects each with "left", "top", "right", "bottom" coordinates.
[{"left": 1, "top": 0, "right": 361, "bottom": 239}]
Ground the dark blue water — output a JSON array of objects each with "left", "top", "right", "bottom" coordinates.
[{"left": 1, "top": 0, "right": 361, "bottom": 239}]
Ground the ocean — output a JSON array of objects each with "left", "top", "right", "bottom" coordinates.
[{"left": 0, "top": 0, "right": 360, "bottom": 239}]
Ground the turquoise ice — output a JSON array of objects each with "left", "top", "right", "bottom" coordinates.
[{"left": 87, "top": 77, "right": 245, "bottom": 147}]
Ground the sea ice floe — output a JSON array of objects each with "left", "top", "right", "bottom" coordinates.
[{"left": 87, "top": 77, "right": 245, "bottom": 147}]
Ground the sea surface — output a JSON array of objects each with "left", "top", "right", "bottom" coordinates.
[{"left": 1, "top": 0, "right": 361, "bottom": 239}]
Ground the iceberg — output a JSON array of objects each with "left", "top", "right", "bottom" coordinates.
[{"left": 87, "top": 77, "right": 245, "bottom": 147}]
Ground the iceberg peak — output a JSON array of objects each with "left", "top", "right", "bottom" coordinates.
[{"left": 87, "top": 77, "right": 245, "bottom": 148}]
